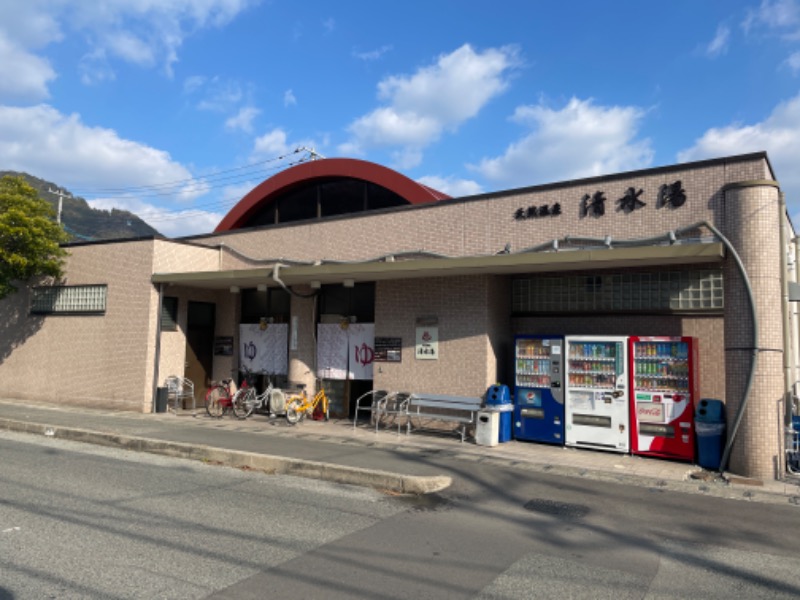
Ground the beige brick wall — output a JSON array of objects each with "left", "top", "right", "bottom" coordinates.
[
  {"left": 374, "top": 275, "right": 504, "bottom": 397},
  {"left": 723, "top": 183, "right": 784, "bottom": 480},
  {"left": 0, "top": 240, "right": 157, "bottom": 411},
  {"left": 194, "top": 155, "right": 770, "bottom": 266},
  {"left": 0, "top": 155, "right": 787, "bottom": 480}
]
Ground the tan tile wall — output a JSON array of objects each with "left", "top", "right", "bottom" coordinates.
[
  {"left": 373, "top": 275, "right": 501, "bottom": 397},
  {"left": 153, "top": 239, "right": 219, "bottom": 273},
  {"left": 723, "top": 184, "right": 784, "bottom": 479},
  {"left": 0, "top": 240, "right": 157, "bottom": 411},
  {"left": 194, "top": 156, "right": 770, "bottom": 267}
]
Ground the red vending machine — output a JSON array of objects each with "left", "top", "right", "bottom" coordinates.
[{"left": 629, "top": 336, "right": 698, "bottom": 461}]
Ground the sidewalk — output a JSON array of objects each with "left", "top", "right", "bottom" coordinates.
[{"left": 1, "top": 398, "right": 799, "bottom": 504}]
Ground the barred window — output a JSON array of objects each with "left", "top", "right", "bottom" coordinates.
[
  {"left": 512, "top": 269, "right": 723, "bottom": 314},
  {"left": 31, "top": 285, "right": 107, "bottom": 315}
]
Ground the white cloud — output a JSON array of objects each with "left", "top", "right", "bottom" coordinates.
[
  {"left": 744, "top": 0, "right": 800, "bottom": 33},
  {"left": 323, "top": 17, "right": 335, "bottom": 33},
  {"left": 194, "top": 77, "right": 244, "bottom": 111},
  {"left": 416, "top": 175, "right": 482, "bottom": 198},
  {"left": 706, "top": 25, "right": 731, "bottom": 57},
  {"left": 88, "top": 196, "right": 225, "bottom": 237},
  {"left": 183, "top": 75, "right": 206, "bottom": 93},
  {"left": 785, "top": 50, "right": 800, "bottom": 73},
  {"left": 677, "top": 93, "right": 800, "bottom": 212},
  {"left": 342, "top": 44, "right": 519, "bottom": 165},
  {"left": 353, "top": 45, "right": 392, "bottom": 62},
  {"left": 284, "top": 89, "right": 297, "bottom": 107},
  {"left": 0, "top": 33, "right": 56, "bottom": 102},
  {"left": 253, "top": 128, "right": 292, "bottom": 157},
  {"left": 251, "top": 128, "right": 321, "bottom": 163},
  {"left": 0, "top": 104, "right": 197, "bottom": 190},
  {"left": 0, "top": 1, "right": 257, "bottom": 98},
  {"left": 473, "top": 97, "right": 653, "bottom": 189},
  {"left": 225, "top": 106, "right": 260, "bottom": 133}
]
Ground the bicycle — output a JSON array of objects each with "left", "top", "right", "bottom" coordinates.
[
  {"left": 232, "top": 371, "right": 284, "bottom": 419},
  {"left": 285, "top": 382, "right": 330, "bottom": 424},
  {"left": 205, "top": 371, "right": 251, "bottom": 418}
]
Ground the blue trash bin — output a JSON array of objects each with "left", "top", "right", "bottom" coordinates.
[
  {"left": 485, "top": 384, "right": 513, "bottom": 443},
  {"left": 695, "top": 398, "right": 726, "bottom": 470}
]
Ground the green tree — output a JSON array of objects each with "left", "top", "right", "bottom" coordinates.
[{"left": 0, "top": 175, "right": 69, "bottom": 299}]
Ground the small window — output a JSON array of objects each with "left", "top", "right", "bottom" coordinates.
[
  {"left": 161, "top": 296, "right": 178, "bottom": 331},
  {"left": 31, "top": 285, "right": 107, "bottom": 315}
]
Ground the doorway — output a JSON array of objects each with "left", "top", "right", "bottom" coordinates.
[{"left": 185, "top": 301, "right": 215, "bottom": 405}]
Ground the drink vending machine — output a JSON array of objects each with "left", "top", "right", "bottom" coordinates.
[
  {"left": 629, "top": 336, "right": 698, "bottom": 461},
  {"left": 564, "top": 336, "right": 629, "bottom": 453},
  {"left": 513, "top": 335, "right": 565, "bottom": 444}
]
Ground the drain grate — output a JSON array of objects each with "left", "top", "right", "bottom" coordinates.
[{"left": 523, "top": 498, "right": 590, "bottom": 520}]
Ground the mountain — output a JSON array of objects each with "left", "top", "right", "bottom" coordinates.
[{"left": 0, "top": 171, "right": 161, "bottom": 242}]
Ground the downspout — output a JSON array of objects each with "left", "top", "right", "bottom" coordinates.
[
  {"left": 780, "top": 191, "right": 796, "bottom": 472},
  {"left": 151, "top": 282, "right": 164, "bottom": 413},
  {"left": 705, "top": 219, "right": 759, "bottom": 476}
]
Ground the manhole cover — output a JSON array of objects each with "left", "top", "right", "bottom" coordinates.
[{"left": 524, "top": 498, "right": 590, "bottom": 519}]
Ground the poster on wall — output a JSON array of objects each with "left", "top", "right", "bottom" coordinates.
[
  {"left": 214, "top": 336, "right": 233, "bottom": 356},
  {"left": 374, "top": 337, "right": 402, "bottom": 362},
  {"left": 416, "top": 326, "right": 439, "bottom": 360},
  {"left": 239, "top": 324, "right": 289, "bottom": 375},
  {"left": 316, "top": 323, "right": 375, "bottom": 380}
]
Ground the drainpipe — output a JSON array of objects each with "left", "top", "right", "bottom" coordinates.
[
  {"left": 151, "top": 283, "right": 164, "bottom": 413},
  {"left": 781, "top": 191, "right": 796, "bottom": 472}
]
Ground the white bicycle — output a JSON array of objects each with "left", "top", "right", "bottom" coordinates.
[{"left": 232, "top": 374, "right": 286, "bottom": 419}]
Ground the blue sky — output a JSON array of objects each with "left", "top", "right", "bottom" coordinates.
[{"left": 2, "top": 1, "right": 800, "bottom": 237}]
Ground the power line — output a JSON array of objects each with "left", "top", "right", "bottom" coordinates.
[
  {"left": 71, "top": 147, "right": 324, "bottom": 199},
  {"left": 64, "top": 147, "right": 325, "bottom": 227}
]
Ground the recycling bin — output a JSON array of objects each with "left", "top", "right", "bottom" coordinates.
[
  {"left": 476, "top": 410, "right": 499, "bottom": 447},
  {"left": 155, "top": 387, "right": 168, "bottom": 413},
  {"left": 485, "top": 384, "right": 513, "bottom": 443},
  {"left": 695, "top": 398, "right": 726, "bottom": 470}
]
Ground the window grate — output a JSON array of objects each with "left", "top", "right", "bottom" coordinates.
[
  {"left": 513, "top": 269, "right": 723, "bottom": 314},
  {"left": 31, "top": 285, "right": 107, "bottom": 315}
]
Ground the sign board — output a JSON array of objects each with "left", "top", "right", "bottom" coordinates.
[
  {"left": 213, "top": 336, "right": 233, "bottom": 356},
  {"left": 374, "top": 337, "right": 402, "bottom": 362},
  {"left": 415, "top": 326, "right": 438, "bottom": 360}
]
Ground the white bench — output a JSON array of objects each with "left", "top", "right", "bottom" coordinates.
[{"left": 404, "top": 393, "right": 483, "bottom": 442}]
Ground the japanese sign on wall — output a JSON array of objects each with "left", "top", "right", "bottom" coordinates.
[
  {"left": 514, "top": 180, "right": 687, "bottom": 221},
  {"left": 415, "top": 326, "right": 439, "bottom": 360}
]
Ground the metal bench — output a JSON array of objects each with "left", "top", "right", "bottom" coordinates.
[{"left": 404, "top": 393, "right": 483, "bottom": 442}]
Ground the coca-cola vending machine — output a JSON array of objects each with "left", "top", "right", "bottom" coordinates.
[{"left": 629, "top": 336, "right": 698, "bottom": 461}]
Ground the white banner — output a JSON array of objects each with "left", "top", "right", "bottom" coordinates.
[
  {"left": 316, "top": 323, "right": 375, "bottom": 380},
  {"left": 316, "top": 323, "right": 349, "bottom": 380},
  {"left": 348, "top": 323, "right": 375, "bottom": 380},
  {"left": 239, "top": 324, "right": 289, "bottom": 375}
]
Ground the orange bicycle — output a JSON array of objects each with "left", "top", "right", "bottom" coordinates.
[{"left": 285, "top": 382, "right": 330, "bottom": 424}]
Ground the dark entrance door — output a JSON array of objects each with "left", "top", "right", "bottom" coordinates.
[{"left": 185, "top": 301, "right": 215, "bottom": 405}]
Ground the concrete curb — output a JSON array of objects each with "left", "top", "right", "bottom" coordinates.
[{"left": 0, "top": 418, "right": 452, "bottom": 495}]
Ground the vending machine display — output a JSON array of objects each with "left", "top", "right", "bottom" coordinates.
[
  {"left": 564, "top": 336, "right": 629, "bottom": 453},
  {"left": 629, "top": 336, "right": 698, "bottom": 461},
  {"left": 513, "top": 335, "right": 564, "bottom": 444}
]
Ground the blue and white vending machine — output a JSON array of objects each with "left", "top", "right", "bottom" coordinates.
[{"left": 513, "top": 335, "right": 565, "bottom": 444}]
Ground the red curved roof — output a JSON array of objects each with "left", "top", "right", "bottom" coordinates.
[{"left": 215, "top": 157, "right": 450, "bottom": 232}]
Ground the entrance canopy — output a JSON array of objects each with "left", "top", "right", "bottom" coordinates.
[{"left": 152, "top": 242, "right": 724, "bottom": 290}]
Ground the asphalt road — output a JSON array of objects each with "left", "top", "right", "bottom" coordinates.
[{"left": 3, "top": 430, "right": 800, "bottom": 599}]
